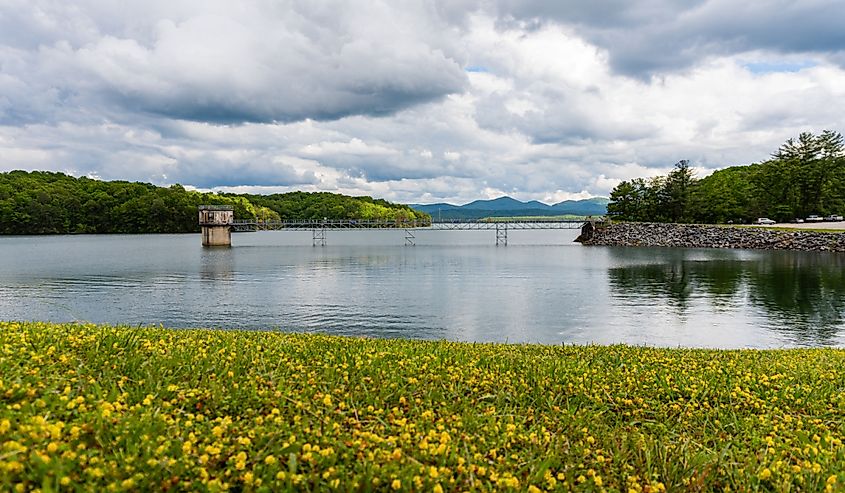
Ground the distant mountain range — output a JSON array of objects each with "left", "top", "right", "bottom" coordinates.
[{"left": 410, "top": 196, "right": 609, "bottom": 220}]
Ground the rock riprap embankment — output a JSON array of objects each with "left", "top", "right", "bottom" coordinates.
[{"left": 580, "top": 222, "right": 845, "bottom": 252}]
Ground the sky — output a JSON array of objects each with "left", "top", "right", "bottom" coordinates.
[{"left": 2, "top": 1, "right": 845, "bottom": 205}]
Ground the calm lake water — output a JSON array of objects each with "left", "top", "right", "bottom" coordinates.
[{"left": 2, "top": 230, "right": 845, "bottom": 348}]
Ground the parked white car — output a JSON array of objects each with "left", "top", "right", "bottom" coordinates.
[
  {"left": 755, "top": 217, "right": 776, "bottom": 225},
  {"left": 825, "top": 215, "right": 844, "bottom": 221},
  {"left": 806, "top": 215, "right": 823, "bottom": 222}
]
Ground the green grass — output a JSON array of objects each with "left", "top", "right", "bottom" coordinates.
[{"left": 2, "top": 322, "right": 845, "bottom": 492}]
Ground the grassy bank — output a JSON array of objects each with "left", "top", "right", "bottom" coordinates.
[{"left": 2, "top": 322, "right": 845, "bottom": 492}]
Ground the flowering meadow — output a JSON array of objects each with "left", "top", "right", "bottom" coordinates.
[{"left": 2, "top": 322, "right": 845, "bottom": 492}]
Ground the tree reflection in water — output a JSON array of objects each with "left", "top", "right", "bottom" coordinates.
[{"left": 607, "top": 247, "right": 845, "bottom": 345}]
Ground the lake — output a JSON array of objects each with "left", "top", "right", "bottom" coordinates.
[{"left": 2, "top": 230, "right": 845, "bottom": 348}]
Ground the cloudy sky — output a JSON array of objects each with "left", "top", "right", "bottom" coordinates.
[{"left": 2, "top": 0, "right": 845, "bottom": 204}]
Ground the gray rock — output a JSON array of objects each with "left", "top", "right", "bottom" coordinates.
[{"left": 580, "top": 223, "right": 845, "bottom": 253}]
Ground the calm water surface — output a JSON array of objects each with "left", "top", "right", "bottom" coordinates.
[{"left": 2, "top": 230, "right": 845, "bottom": 348}]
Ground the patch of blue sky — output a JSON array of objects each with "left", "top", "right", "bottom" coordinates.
[
  {"left": 743, "top": 59, "right": 817, "bottom": 74},
  {"left": 465, "top": 65, "right": 489, "bottom": 73}
]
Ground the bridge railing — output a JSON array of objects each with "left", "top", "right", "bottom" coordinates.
[
  {"left": 233, "top": 217, "right": 603, "bottom": 227},
  {"left": 232, "top": 219, "right": 434, "bottom": 229},
  {"left": 230, "top": 217, "right": 603, "bottom": 232}
]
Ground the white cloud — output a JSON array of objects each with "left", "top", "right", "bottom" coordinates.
[
  {"left": 1, "top": 1, "right": 845, "bottom": 204},
  {"left": 3, "top": 1, "right": 469, "bottom": 124}
]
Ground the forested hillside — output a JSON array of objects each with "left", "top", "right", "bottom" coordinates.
[
  {"left": 607, "top": 131, "right": 845, "bottom": 223},
  {"left": 244, "top": 192, "right": 422, "bottom": 223},
  {"left": 0, "top": 171, "right": 428, "bottom": 234}
]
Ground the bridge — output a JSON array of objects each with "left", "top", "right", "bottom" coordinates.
[{"left": 199, "top": 205, "right": 601, "bottom": 246}]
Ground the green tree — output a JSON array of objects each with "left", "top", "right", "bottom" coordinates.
[
  {"left": 771, "top": 130, "right": 845, "bottom": 217},
  {"left": 663, "top": 160, "right": 696, "bottom": 222},
  {"left": 607, "top": 130, "right": 845, "bottom": 224}
]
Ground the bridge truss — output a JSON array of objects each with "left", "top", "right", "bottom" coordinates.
[{"left": 229, "top": 219, "right": 598, "bottom": 246}]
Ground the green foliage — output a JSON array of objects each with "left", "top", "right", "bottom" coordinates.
[
  {"left": 241, "top": 191, "right": 425, "bottom": 223},
  {"left": 687, "top": 166, "right": 756, "bottom": 223},
  {"left": 0, "top": 171, "right": 427, "bottom": 234},
  {"left": 608, "top": 175, "right": 674, "bottom": 222},
  {"left": 608, "top": 131, "right": 845, "bottom": 223}
]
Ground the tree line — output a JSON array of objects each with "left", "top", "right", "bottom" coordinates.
[
  {"left": 0, "top": 171, "right": 429, "bottom": 234},
  {"left": 242, "top": 191, "right": 423, "bottom": 223},
  {"left": 607, "top": 131, "right": 845, "bottom": 223}
]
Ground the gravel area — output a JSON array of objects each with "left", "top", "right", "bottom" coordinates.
[{"left": 770, "top": 222, "right": 845, "bottom": 230}]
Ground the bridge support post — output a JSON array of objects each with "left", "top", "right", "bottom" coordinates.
[
  {"left": 404, "top": 229, "right": 415, "bottom": 246},
  {"left": 313, "top": 226, "right": 326, "bottom": 247},
  {"left": 199, "top": 205, "right": 234, "bottom": 247},
  {"left": 495, "top": 223, "right": 508, "bottom": 246}
]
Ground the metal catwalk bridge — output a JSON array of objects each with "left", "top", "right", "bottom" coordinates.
[{"left": 230, "top": 218, "right": 600, "bottom": 246}]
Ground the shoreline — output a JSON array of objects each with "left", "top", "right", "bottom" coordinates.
[
  {"left": 580, "top": 222, "right": 845, "bottom": 252},
  {"left": 3, "top": 321, "right": 844, "bottom": 491}
]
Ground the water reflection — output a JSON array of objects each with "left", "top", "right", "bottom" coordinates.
[
  {"left": 200, "top": 249, "right": 235, "bottom": 281},
  {"left": 747, "top": 253, "right": 845, "bottom": 345},
  {"left": 607, "top": 248, "right": 845, "bottom": 345}
]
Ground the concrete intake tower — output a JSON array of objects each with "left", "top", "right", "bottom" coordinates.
[{"left": 199, "top": 205, "right": 233, "bottom": 246}]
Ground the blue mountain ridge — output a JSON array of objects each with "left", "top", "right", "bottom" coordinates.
[{"left": 410, "top": 196, "right": 608, "bottom": 220}]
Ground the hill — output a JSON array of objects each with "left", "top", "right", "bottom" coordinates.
[
  {"left": 0, "top": 170, "right": 427, "bottom": 234},
  {"left": 411, "top": 196, "right": 608, "bottom": 220}
]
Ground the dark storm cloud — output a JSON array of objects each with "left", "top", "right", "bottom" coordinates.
[
  {"left": 116, "top": 84, "right": 467, "bottom": 125},
  {"left": 497, "top": 0, "right": 845, "bottom": 76},
  {"left": 1, "top": 1, "right": 468, "bottom": 125},
  {"left": 497, "top": 0, "right": 699, "bottom": 29}
]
